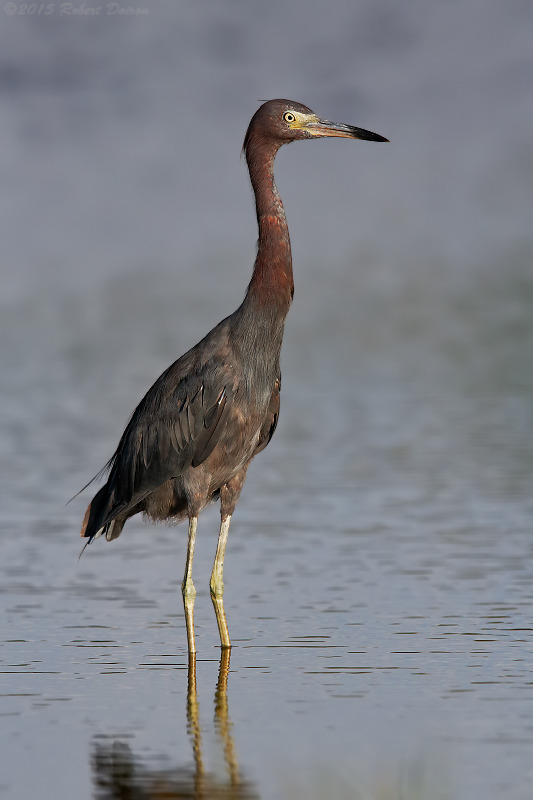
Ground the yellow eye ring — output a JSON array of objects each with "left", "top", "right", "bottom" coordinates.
[{"left": 283, "top": 112, "right": 295, "bottom": 123}]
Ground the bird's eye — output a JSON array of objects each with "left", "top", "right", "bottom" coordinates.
[{"left": 283, "top": 112, "right": 295, "bottom": 123}]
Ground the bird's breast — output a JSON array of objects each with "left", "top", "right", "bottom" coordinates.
[{"left": 203, "top": 386, "right": 271, "bottom": 487}]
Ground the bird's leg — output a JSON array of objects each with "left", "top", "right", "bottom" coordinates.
[
  {"left": 210, "top": 515, "right": 232, "bottom": 649},
  {"left": 210, "top": 470, "right": 248, "bottom": 650},
  {"left": 182, "top": 515, "right": 198, "bottom": 654},
  {"left": 210, "top": 515, "right": 231, "bottom": 599}
]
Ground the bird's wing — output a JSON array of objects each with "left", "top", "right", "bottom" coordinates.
[
  {"left": 82, "top": 363, "right": 233, "bottom": 538},
  {"left": 111, "top": 380, "right": 231, "bottom": 508},
  {"left": 253, "top": 375, "right": 280, "bottom": 457}
]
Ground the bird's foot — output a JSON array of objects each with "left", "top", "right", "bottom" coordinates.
[
  {"left": 211, "top": 592, "right": 231, "bottom": 649},
  {"left": 182, "top": 581, "right": 197, "bottom": 653}
]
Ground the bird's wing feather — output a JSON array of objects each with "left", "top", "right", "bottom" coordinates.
[
  {"left": 82, "top": 353, "right": 235, "bottom": 538},
  {"left": 253, "top": 375, "right": 280, "bottom": 457},
  {"left": 110, "top": 380, "right": 231, "bottom": 504}
]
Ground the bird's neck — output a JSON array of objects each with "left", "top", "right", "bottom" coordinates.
[
  {"left": 230, "top": 136, "right": 293, "bottom": 397},
  {"left": 244, "top": 137, "right": 294, "bottom": 311}
]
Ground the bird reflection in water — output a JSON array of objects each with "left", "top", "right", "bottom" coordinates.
[{"left": 90, "top": 649, "right": 258, "bottom": 799}]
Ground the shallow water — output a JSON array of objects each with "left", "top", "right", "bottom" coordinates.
[{"left": 2, "top": 264, "right": 533, "bottom": 799}]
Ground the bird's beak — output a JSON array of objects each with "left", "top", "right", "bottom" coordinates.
[{"left": 304, "top": 118, "right": 389, "bottom": 142}]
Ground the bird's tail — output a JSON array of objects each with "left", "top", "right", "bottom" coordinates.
[{"left": 80, "top": 485, "right": 125, "bottom": 543}]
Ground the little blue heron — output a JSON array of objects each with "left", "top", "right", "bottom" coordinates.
[{"left": 80, "top": 99, "right": 388, "bottom": 652}]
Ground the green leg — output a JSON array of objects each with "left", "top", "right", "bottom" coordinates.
[
  {"left": 210, "top": 515, "right": 231, "bottom": 649},
  {"left": 182, "top": 516, "right": 198, "bottom": 654}
]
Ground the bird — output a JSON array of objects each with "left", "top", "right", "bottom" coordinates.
[{"left": 80, "top": 99, "right": 388, "bottom": 653}]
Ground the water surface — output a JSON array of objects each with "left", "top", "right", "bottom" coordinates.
[{"left": 2, "top": 265, "right": 533, "bottom": 799}]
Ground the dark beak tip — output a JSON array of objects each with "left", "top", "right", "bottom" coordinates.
[
  {"left": 363, "top": 131, "right": 389, "bottom": 143},
  {"left": 349, "top": 126, "right": 389, "bottom": 143}
]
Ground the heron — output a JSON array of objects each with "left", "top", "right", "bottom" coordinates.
[{"left": 80, "top": 99, "right": 388, "bottom": 653}]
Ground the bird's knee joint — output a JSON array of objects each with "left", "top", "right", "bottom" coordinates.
[
  {"left": 210, "top": 579, "right": 224, "bottom": 599},
  {"left": 182, "top": 581, "right": 196, "bottom": 601}
]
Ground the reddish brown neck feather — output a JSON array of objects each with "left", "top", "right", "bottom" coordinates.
[{"left": 244, "top": 132, "right": 294, "bottom": 308}]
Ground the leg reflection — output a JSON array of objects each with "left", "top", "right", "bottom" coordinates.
[
  {"left": 90, "top": 651, "right": 258, "bottom": 798},
  {"left": 186, "top": 651, "right": 204, "bottom": 796},
  {"left": 214, "top": 647, "right": 239, "bottom": 787}
]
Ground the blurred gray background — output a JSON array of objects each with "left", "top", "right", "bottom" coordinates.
[{"left": 0, "top": 0, "right": 531, "bottom": 299}]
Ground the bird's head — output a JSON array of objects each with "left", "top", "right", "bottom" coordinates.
[{"left": 243, "top": 99, "right": 388, "bottom": 157}]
